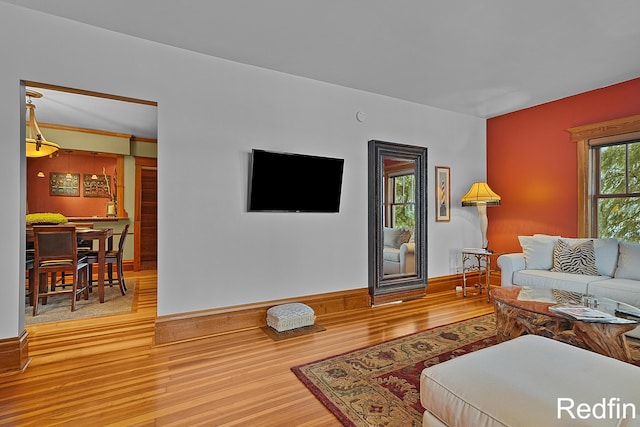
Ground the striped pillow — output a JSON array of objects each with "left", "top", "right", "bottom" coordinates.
[{"left": 550, "top": 239, "right": 599, "bottom": 276}]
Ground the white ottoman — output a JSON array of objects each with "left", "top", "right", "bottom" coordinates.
[
  {"left": 420, "top": 335, "right": 640, "bottom": 426},
  {"left": 266, "top": 303, "right": 315, "bottom": 332}
]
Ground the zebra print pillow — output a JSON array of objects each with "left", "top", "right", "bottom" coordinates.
[{"left": 550, "top": 239, "right": 599, "bottom": 275}]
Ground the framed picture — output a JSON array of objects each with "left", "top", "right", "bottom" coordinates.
[
  {"left": 49, "top": 172, "right": 80, "bottom": 197},
  {"left": 435, "top": 166, "right": 450, "bottom": 222},
  {"left": 83, "top": 174, "right": 112, "bottom": 198}
]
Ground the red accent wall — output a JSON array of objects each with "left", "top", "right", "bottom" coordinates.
[
  {"left": 487, "top": 77, "right": 640, "bottom": 254},
  {"left": 27, "top": 152, "right": 117, "bottom": 217}
]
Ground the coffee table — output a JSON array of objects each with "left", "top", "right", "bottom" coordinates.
[{"left": 490, "top": 286, "right": 639, "bottom": 362}]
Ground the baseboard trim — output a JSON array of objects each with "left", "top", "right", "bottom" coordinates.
[
  {"left": 0, "top": 329, "right": 31, "bottom": 375},
  {"left": 154, "top": 288, "right": 371, "bottom": 345},
  {"left": 154, "top": 271, "right": 502, "bottom": 346}
]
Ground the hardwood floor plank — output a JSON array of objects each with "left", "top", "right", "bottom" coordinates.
[{"left": 0, "top": 270, "right": 495, "bottom": 425}]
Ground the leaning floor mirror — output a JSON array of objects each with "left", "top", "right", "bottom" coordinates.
[{"left": 368, "top": 140, "right": 428, "bottom": 305}]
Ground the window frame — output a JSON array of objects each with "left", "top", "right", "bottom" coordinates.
[
  {"left": 592, "top": 139, "right": 640, "bottom": 237},
  {"left": 383, "top": 161, "right": 416, "bottom": 229},
  {"left": 388, "top": 171, "right": 416, "bottom": 229},
  {"left": 568, "top": 115, "right": 640, "bottom": 237}
]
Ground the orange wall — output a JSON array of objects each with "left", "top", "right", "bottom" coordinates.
[
  {"left": 27, "top": 152, "right": 117, "bottom": 217},
  {"left": 487, "top": 77, "right": 640, "bottom": 254}
]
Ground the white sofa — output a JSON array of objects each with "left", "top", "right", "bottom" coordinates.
[
  {"left": 498, "top": 235, "right": 640, "bottom": 309},
  {"left": 382, "top": 227, "right": 415, "bottom": 275}
]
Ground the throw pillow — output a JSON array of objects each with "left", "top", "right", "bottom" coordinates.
[
  {"left": 518, "top": 235, "right": 559, "bottom": 270},
  {"left": 383, "top": 227, "right": 412, "bottom": 249},
  {"left": 614, "top": 242, "right": 640, "bottom": 281},
  {"left": 564, "top": 237, "right": 619, "bottom": 277},
  {"left": 550, "top": 239, "right": 599, "bottom": 275}
]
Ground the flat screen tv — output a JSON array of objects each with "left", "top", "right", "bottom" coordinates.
[{"left": 248, "top": 149, "right": 344, "bottom": 212}]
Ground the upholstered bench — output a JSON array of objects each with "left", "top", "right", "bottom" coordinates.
[
  {"left": 266, "top": 303, "right": 315, "bottom": 332},
  {"left": 420, "top": 335, "right": 640, "bottom": 426}
]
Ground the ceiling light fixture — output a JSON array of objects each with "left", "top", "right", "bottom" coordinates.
[{"left": 25, "top": 89, "right": 60, "bottom": 158}]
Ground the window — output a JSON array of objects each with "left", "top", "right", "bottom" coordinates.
[
  {"left": 389, "top": 173, "right": 415, "bottom": 229},
  {"left": 594, "top": 140, "right": 640, "bottom": 241},
  {"left": 569, "top": 115, "right": 640, "bottom": 240}
]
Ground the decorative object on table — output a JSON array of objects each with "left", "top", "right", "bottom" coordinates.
[
  {"left": 461, "top": 182, "right": 501, "bottom": 250},
  {"left": 26, "top": 212, "right": 68, "bottom": 225},
  {"left": 103, "top": 166, "right": 118, "bottom": 217},
  {"left": 49, "top": 173, "right": 80, "bottom": 196},
  {"left": 435, "top": 166, "right": 450, "bottom": 222},
  {"left": 266, "top": 302, "right": 315, "bottom": 332},
  {"left": 25, "top": 89, "right": 60, "bottom": 158}
]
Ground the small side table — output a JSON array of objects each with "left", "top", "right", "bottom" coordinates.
[{"left": 461, "top": 248, "right": 500, "bottom": 302}]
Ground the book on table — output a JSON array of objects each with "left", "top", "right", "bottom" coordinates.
[{"left": 549, "top": 304, "right": 636, "bottom": 323}]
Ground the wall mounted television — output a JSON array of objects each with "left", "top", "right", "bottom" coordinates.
[{"left": 248, "top": 149, "right": 344, "bottom": 213}]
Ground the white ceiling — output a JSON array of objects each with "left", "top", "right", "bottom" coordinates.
[
  {"left": 26, "top": 87, "right": 158, "bottom": 140},
  {"left": 9, "top": 0, "right": 640, "bottom": 138}
]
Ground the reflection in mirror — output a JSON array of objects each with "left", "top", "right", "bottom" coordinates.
[
  {"left": 368, "top": 140, "right": 427, "bottom": 305},
  {"left": 382, "top": 158, "right": 416, "bottom": 277}
]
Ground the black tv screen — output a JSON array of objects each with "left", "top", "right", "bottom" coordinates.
[{"left": 248, "top": 149, "right": 344, "bottom": 212}]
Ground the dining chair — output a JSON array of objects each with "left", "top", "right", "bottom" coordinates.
[
  {"left": 32, "top": 225, "right": 90, "bottom": 316},
  {"left": 87, "top": 223, "right": 129, "bottom": 295},
  {"left": 56, "top": 222, "right": 94, "bottom": 289}
]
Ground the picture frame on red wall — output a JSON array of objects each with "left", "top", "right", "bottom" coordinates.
[{"left": 49, "top": 172, "right": 80, "bottom": 197}]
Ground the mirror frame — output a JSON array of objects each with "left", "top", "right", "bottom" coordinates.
[{"left": 368, "top": 140, "right": 428, "bottom": 304}]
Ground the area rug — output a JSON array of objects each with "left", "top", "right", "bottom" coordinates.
[
  {"left": 25, "top": 282, "right": 136, "bottom": 325},
  {"left": 291, "top": 314, "right": 640, "bottom": 427}
]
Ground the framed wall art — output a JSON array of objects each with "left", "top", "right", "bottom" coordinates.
[
  {"left": 435, "top": 166, "right": 450, "bottom": 222},
  {"left": 83, "top": 174, "right": 112, "bottom": 198},
  {"left": 49, "top": 172, "right": 80, "bottom": 196}
]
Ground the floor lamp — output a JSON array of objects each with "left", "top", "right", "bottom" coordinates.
[{"left": 461, "top": 182, "right": 501, "bottom": 251}]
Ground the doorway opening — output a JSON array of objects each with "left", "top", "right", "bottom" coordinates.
[{"left": 23, "top": 80, "right": 157, "bottom": 324}]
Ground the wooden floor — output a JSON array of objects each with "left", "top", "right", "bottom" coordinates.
[{"left": 0, "top": 271, "right": 494, "bottom": 426}]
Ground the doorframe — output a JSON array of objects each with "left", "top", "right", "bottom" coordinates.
[{"left": 134, "top": 157, "right": 158, "bottom": 271}]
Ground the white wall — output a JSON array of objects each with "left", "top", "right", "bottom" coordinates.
[{"left": 0, "top": 3, "right": 486, "bottom": 339}]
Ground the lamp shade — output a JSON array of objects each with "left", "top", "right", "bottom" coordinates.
[
  {"left": 25, "top": 92, "right": 60, "bottom": 158},
  {"left": 461, "top": 182, "right": 501, "bottom": 206}
]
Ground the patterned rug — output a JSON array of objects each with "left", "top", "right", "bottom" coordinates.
[{"left": 291, "top": 314, "right": 640, "bottom": 427}]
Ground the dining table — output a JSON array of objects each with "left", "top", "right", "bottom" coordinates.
[{"left": 27, "top": 226, "right": 113, "bottom": 303}]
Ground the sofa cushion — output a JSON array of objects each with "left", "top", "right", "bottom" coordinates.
[
  {"left": 550, "top": 239, "right": 598, "bottom": 276},
  {"left": 587, "top": 278, "right": 640, "bottom": 309},
  {"left": 383, "top": 227, "right": 412, "bottom": 249},
  {"left": 383, "top": 247, "right": 400, "bottom": 262},
  {"left": 614, "top": 241, "right": 640, "bottom": 281},
  {"left": 512, "top": 269, "right": 607, "bottom": 294},
  {"left": 518, "top": 235, "right": 558, "bottom": 270}
]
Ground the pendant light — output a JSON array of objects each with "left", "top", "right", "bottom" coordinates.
[{"left": 25, "top": 90, "right": 60, "bottom": 158}]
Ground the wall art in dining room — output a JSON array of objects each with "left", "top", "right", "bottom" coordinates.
[
  {"left": 83, "top": 174, "right": 112, "bottom": 198},
  {"left": 49, "top": 172, "right": 80, "bottom": 197}
]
